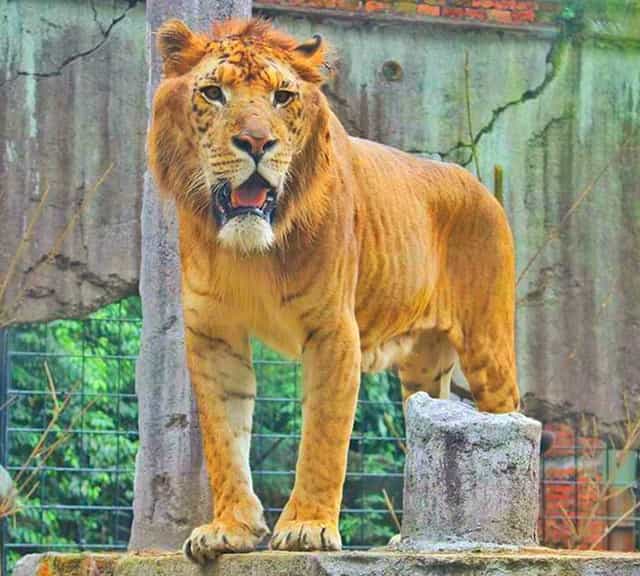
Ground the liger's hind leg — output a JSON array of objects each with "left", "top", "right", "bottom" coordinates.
[
  {"left": 454, "top": 305, "right": 520, "bottom": 414},
  {"left": 456, "top": 339, "right": 519, "bottom": 413},
  {"left": 398, "top": 330, "right": 458, "bottom": 406}
]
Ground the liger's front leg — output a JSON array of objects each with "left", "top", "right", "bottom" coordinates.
[
  {"left": 271, "top": 320, "right": 361, "bottom": 551},
  {"left": 182, "top": 309, "right": 268, "bottom": 564}
]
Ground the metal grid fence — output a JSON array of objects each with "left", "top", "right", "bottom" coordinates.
[
  {"left": 0, "top": 298, "right": 142, "bottom": 574},
  {"left": 1, "top": 297, "right": 639, "bottom": 573}
]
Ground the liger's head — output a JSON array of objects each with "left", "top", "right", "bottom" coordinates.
[{"left": 149, "top": 18, "right": 330, "bottom": 254}]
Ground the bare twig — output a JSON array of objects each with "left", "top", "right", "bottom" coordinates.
[
  {"left": 0, "top": 163, "right": 114, "bottom": 327},
  {"left": 589, "top": 500, "right": 640, "bottom": 551},
  {"left": 0, "top": 185, "right": 51, "bottom": 306},
  {"left": 44, "top": 360, "right": 60, "bottom": 412},
  {"left": 464, "top": 50, "right": 481, "bottom": 181},
  {"left": 0, "top": 395, "right": 17, "bottom": 413},
  {"left": 517, "top": 137, "right": 631, "bottom": 286},
  {"left": 12, "top": 385, "right": 75, "bottom": 485},
  {"left": 382, "top": 488, "right": 402, "bottom": 533},
  {"left": 16, "top": 397, "right": 97, "bottom": 497},
  {"left": 383, "top": 412, "right": 406, "bottom": 454},
  {"left": 494, "top": 165, "right": 504, "bottom": 205},
  {"left": 555, "top": 400, "right": 640, "bottom": 549}
]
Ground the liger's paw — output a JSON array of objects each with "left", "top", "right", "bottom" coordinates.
[
  {"left": 183, "top": 519, "right": 269, "bottom": 564},
  {"left": 270, "top": 520, "right": 341, "bottom": 552}
]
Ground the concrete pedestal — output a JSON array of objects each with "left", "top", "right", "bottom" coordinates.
[{"left": 400, "top": 393, "right": 541, "bottom": 551}]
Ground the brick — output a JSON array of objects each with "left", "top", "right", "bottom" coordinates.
[
  {"left": 365, "top": 0, "right": 388, "bottom": 11},
  {"left": 472, "top": 0, "right": 495, "bottom": 7},
  {"left": 417, "top": 3, "right": 441, "bottom": 15},
  {"left": 493, "top": 0, "right": 519, "bottom": 8},
  {"left": 442, "top": 6, "right": 466, "bottom": 17},
  {"left": 417, "top": 3, "right": 440, "bottom": 14},
  {"left": 464, "top": 7, "right": 488, "bottom": 20},
  {"left": 302, "top": 0, "right": 329, "bottom": 7},
  {"left": 511, "top": 9, "right": 536, "bottom": 22},
  {"left": 543, "top": 423, "right": 576, "bottom": 458},
  {"left": 513, "top": 1, "right": 537, "bottom": 9},
  {"left": 487, "top": 8, "right": 512, "bottom": 22}
]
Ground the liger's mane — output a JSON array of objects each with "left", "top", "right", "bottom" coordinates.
[
  {"left": 209, "top": 18, "right": 328, "bottom": 84},
  {"left": 211, "top": 19, "right": 300, "bottom": 51}
]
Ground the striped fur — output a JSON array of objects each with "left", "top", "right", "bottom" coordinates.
[{"left": 148, "top": 18, "right": 520, "bottom": 563}]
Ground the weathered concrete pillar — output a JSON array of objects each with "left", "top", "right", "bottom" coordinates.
[
  {"left": 399, "top": 392, "right": 541, "bottom": 550},
  {"left": 130, "top": 0, "right": 251, "bottom": 550}
]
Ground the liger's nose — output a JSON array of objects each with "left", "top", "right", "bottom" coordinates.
[{"left": 232, "top": 130, "right": 278, "bottom": 161}]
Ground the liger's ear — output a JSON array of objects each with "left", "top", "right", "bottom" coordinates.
[
  {"left": 294, "top": 35, "right": 323, "bottom": 58},
  {"left": 293, "top": 34, "right": 331, "bottom": 84},
  {"left": 156, "top": 19, "right": 208, "bottom": 77},
  {"left": 293, "top": 34, "right": 330, "bottom": 82}
]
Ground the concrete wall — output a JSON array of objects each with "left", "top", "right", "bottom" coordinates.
[
  {"left": 1, "top": 1, "right": 638, "bottom": 426},
  {"left": 261, "top": 7, "right": 640, "bottom": 426},
  {"left": 0, "top": 0, "right": 145, "bottom": 324}
]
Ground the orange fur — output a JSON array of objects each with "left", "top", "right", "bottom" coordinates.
[{"left": 148, "top": 18, "right": 520, "bottom": 562}]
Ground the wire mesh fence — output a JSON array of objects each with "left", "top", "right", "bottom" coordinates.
[
  {"left": 0, "top": 298, "right": 141, "bottom": 574},
  {"left": 1, "top": 296, "right": 639, "bottom": 573}
]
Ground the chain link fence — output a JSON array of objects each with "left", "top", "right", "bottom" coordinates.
[{"left": 1, "top": 297, "right": 639, "bottom": 573}]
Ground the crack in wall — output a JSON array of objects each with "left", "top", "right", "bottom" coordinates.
[
  {"left": 417, "top": 35, "right": 567, "bottom": 168},
  {"left": 2, "top": 0, "right": 137, "bottom": 85},
  {"left": 470, "top": 35, "right": 567, "bottom": 150},
  {"left": 90, "top": 0, "right": 108, "bottom": 37},
  {"left": 527, "top": 113, "right": 574, "bottom": 145},
  {"left": 407, "top": 140, "right": 472, "bottom": 160}
]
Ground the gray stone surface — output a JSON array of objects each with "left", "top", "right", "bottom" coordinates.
[
  {"left": 128, "top": 0, "right": 251, "bottom": 551},
  {"left": 0, "top": 0, "right": 145, "bottom": 325},
  {"left": 400, "top": 393, "right": 541, "bottom": 550},
  {"left": 13, "top": 550, "right": 640, "bottom": 576}
]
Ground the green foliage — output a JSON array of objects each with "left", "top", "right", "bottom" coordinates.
[
  {"left": 5, "top": 298, "right": 405, "bottom": 570},
  {"left": 4, "top": 298, "right": 141, "bottom": 569},
  {"left": 559, "top": 4, "right": 577, "bottom": 22}
]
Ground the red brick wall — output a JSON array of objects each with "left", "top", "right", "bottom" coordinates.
[
  {"left": 540, "top": 423, "right": 608, "bottom": 550},
  {"left": 257, "top": 0, "right": 563, "bottom": 26}
]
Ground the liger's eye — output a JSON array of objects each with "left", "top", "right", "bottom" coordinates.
[
  {"left": 274, "top": 90, "right": 295, "bottom": 106},
  {"left": 200, "top": 85, "right": 225, "bottom": 104}
]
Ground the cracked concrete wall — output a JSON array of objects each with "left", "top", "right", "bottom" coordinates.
[
  {"left": 0, "top": 0, "right": 145, "bottom": 325},
  {"left": 1, "top": 3, "right": 638, "bottom": 426},
  {"left": 262, "top": 12, "right": 640, "bottom": 427}
]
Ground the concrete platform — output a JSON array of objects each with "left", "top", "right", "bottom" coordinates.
[{"left": 13, "top": 549, "right": 640, "bottom": 576}]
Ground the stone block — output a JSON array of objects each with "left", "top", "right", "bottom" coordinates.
[{"left": 400, "top": 392, "right": 541, "bottom": 550}]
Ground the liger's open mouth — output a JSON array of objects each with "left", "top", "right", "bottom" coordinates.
[{"left": 211, "top": 173, "right": 277, "bottom": 227}]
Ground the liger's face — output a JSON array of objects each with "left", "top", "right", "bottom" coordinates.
[
  {"left": 186, "top": 43, "right": 315, "bottom": 253},
  {"left": 152, "top": 20, "right": 328, "bottom": 254}
]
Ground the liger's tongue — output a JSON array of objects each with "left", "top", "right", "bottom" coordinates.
[{"left": 231, "top": 179, "right": 269, "bottom": 209}]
